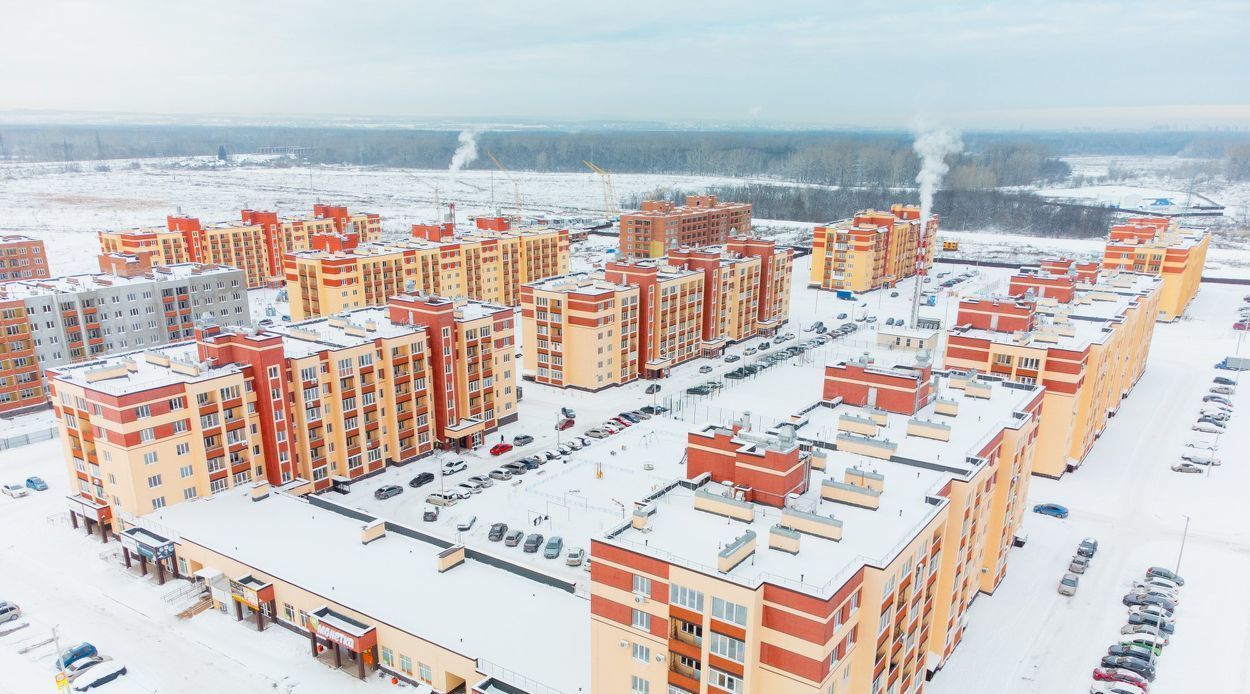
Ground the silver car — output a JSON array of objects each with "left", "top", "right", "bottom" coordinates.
[{"left": 1058, "top": 572, "right": 1079, "bottom": 596}]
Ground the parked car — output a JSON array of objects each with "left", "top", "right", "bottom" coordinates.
[
  {"left": 1171, "top": 462, "right": 1204, "bottom": 473},
  {"left": 442, "top": 460, "right": 467, "bottom": 475},
  {"left": 1078, "top": 537, "right": 1099, "bottom": 557},
  {"left": 1198, "top": 409, "right": 1230, "bottom": 421},
  {"left": 1069, "top": 555, "right": 1089, "bottom": 574},
  {"left": 1135, "top": 575, "right": 1182, "bottom": 591},
  {"left": 488, "top": 523, "right": 508, "bottom": 541},
  {"left": 618, "top": 412, "right": 641, "bottom": 423},
  {"left": 65, "top": 655, "right": 111, "bottom": 682},
  {"left": 467, "top": 474, "right": 494, "bottom": 488},
  {"left": 488, "top": 468, "right": 513, "bottom": 481},
  {"left": 1121, "top": 623, "right": 1170, "bottom": 643},
  {"left": 1145, "top": 567, "right": 1184, "bottom": 585},
  {"left": 1099, "top": 656, "right": 1155, "bottom": 682},
  {"left": 523, "top": 533, "right": 544, "bottom": 553},
  {"left": 1214, "top": 376, "right": 1236, "bottom": 386},
  {"left": 561, "top": 407, "right": 576, "bottom": 419},
  {"left": 557, "top": 444, "right": 574, "bottom": 456},
  {"left": 24, "top": 476, "right": 48, "bottom": 491},
  {"left": 374, "top": 485, "right": 403, "bottom": 500},
  {"left": 1210, "top": 385, "right": 1236, "bottom": 395},
  {"left": 1089, "top": 680, "right": 1146, "bottom": 694},
  {"left": 566, "top": 439, "right": 584, "bottom": 451},
  {"left": 422, "top": 506, "right": 439, "bottom": 522},
  {"left": 865, "top": 316, "right": 877, "bottom": 323},
  {"left": 1033, "top": 503, "right": 1069, "bottom": 518},
  {"left": 1127, "top": 613, "right": 1174, "bottom": 634},
  {"left": 1, "top": 483, "right": 29, "bottom": 498},
  {"left": 885, "top": 317, "right": 896, "bottom": 326},
  {"left": 1185, "top": 439, "right": 1217, "bottom": 449},
  {"left": 543, "top": 536, "right": 564, "bottom": 559},
  {"left": 1127, "top": 602, "right": 1175, "bottom": 620},
  {"left": 1107, "top": 644, "right": 1156, "bottom": 662},
  {"left": 504, "top": 529, "right": 524, "bottom": 547},
  {"left": 1119, "top": 638, "right": 1164, "bottom": 655},
  {"left": 488, "top": 442, "right": 513, "bottom": 456},
  {"left": 512, "top": 434, "right": 534, "bottom": 446},
  {"left": 0, "top": 601, "right": 20, "bottom": 623},
  {"left": 1128, "top": 585, "right": 1179, "bottom": 604},
  {"left": 1180, "top": 451, "right": 1221, "bottom": 465},
  {"left": 586, "top": 428, "right": 610, "bottom": 439},
  {"left": 425, "top": 490, "right": 460, "bottom": 507},
  {"left": 744, "top": 348, "right": 758, "bottom": 356},
  {"left": 555, "top": 417, "right": 575, "bottom": 431},
  {"left": 72, "top": 662, "right": 128, "bottom": 691},
  {"left": 698, "top": 365, "right": 714, "bottom": 374},
  {"left": 543, "top": 449, "right": 561, "bottom": 460},
  {"left": 723, "top": 355, "right": 740, "bottom": 363},
  {"left": 1203, "top": 394, "right": 1233, "bottom": 406},
  {"left": 836, "top": 313, "right": 848, "bottom": 319},
  {"left": 58, "top": 643, "right": 98, "bottom": 669},
  {"left": 565, "top": 547, "right": 586, "bottom": 566},
  {"left": 501, "top": 462, "right": 528, "bottom": 476},
  {"left": 1058, "top": 572, "right": 1079, "bottom": 596},
  {"left": 1195, "top": 417, "right": 1225, "bottom": 429},
  {"left": 1192, "top": 423, "right": 1223, "bottom": 434},
  {"left": 409, "top": 472, "right": 435, "bottom": 488},
  {"left": 639, "top": 405, "right": 668, "bottom": 415},
  {"left": 457, "top": 481, "right": 483, "bottom": 496},
  {"left": 455, "top": 515, "right": 476, "bottom": 532}
]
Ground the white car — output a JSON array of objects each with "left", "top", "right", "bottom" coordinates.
[
  {"left": 557, "top": 444, "right": 574, "bottom": 456},
  {"left": 1192, "top": 423, "right": 1223, "bottom": 434},
  {"left": 1210, "top": 385, "right": 1236, "bottom": 395},
  {"left": 72, "top": 662, "right": 127, "bottom": 691},
  {"left": 1127, "top": 604, "right": 1174, "bottom": 620},
  {"left": 566, "top": 439, "right": 584, "bottom": 451},
  {"left": 1198, "top": 409, "right": 1230, "bottom": 421},
  {"left": 441, "top": 460, "right": 467, "bottom": 476},
  {"left": 1136, "top": 576, "right": 1182, "bottom": 592},
  {"left": 1090, "top": 682, "right": 1145, "bottom": 694},
  {"left": 1129, "top": 585, "right": 1180, "bottom": 603},
  {"left": 466, "top": 475, "right": 494, "bottom": 488},
  {"left": 576, "top": 436, "right": 593, "bottom": 447},
  {"left": 1, "top": 484, "right": 28, "bottom": 498},
  {"left": 66, "top": 656, "right": 111, "bottom": 682},
  {"left": 1180, "top": 451, "right": 1221, "bottom": 466},
  {"left": 457, "top": 480, "right": 484, "bottom": 495},
  {"left": 1185, "top": 440, "right": 1216, "bottom": 450},
  {"left": 1171, "top": 462, "right": 1204, "bottom": 473},
  {"left": 455, "top": 515, "right": 476, "bottom": 531}
]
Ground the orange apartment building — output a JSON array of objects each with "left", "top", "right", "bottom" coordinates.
[
  {"left": 592, "top": 361, "right": 1043, "bottom": 694},
  {"left": 668, "top": 237, "right": 795, "bottom": 347},
  {"left": 810, "top": 205, "right": 936, "bottom": 293},
  {"left": 519, "top": 275, "right": 641, "bottom": 391},
  {"left": 603, "top": 260, "right": 706, "bottom": 379},
  {"left": 0, "top": 298, "right": 42, "bottom": 414},
  {"left": 0, "top": 235, "right": 50, "bottom": 283},
  {"left": 98, "top": 204, "right": 382, "bottom": 289},
  {"left": 619, "top": 196, "right": 753, "bottom": 258},
  {"left": 284, "top": 224, "right": 569, "bottom": 320},
  {"left": 1100, "top": 216, "right": 1209, "bottom": 321},
  {"left": 49, "top": 296, "right": 516, "bottom": 529},
  {"left": 944, "top": 267, "right": 1161, "bottom": 477}
]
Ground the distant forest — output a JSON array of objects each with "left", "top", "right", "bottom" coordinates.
[{"left": 628, "top": 186, "right": 1119, "bottom": 238}]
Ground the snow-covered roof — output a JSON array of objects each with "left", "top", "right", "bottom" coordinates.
[
  {"left": 1, "top": 263, "right": 240, "bottom": 298},
  {"left": 50, "top": 342, "right": 247, "bottom": 394},
  {"left": 151, "top": 489, "right": 587, "bottom": 694}
]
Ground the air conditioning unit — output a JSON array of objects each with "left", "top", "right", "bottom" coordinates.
[{"left": 633, "top": 594, "right": 645, "bottom": 603}]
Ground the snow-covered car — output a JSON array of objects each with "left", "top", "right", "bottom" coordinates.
[
  {"left": 1192, "top": 423, "right": 1223, "bottom": 434},
  {"left": 1185, "top": 440, "right": 1216, "bottom": 449},
  {"left": 1120, "top": 623, "right": 1170, "bottom": 642},
  {"left": 566, "top": 440, "right": 583, "bottom": 451},
  {"left": 1171, "top": 462, "right": 1204, "bottom": 473},
  {"left": 1089, "top": 680, "right": 1146, "bottom": 694},
  {"left": 543, "top": 449, "right": 561, "bottom": 461},
  {"left": 585, "top": 428, "right": 610, "bottom": 439},
  {"left": 456, "top": 480, "right": 484, "bottom": 495},
  {"left": 72, "top": 662, "right": 127, "bottom": 691},
  {"left": 1210, "top": 385, "right": 1236, "bottom": 395},
  {"left": 576, "top": 436, "right": 593, "bottom": 446},
  {"left": 455, "top": 515, "right": 476, "bottom": 531},
  {"left": 467, "top": 475, "right": 494, "bottom": 488},
  {"left": 1, "top": 484, "right": 29, "bottom": 498},
  {"left": 1180, "top": 451, "right": 1220, "bottom": 465},
  {"left": 557, "top": 444, "right": 574, "bottom": 456},
  {"left": 65, "top": 656, "right": 111, "bottom": 682}
]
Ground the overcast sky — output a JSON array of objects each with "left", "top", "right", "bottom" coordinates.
[{"left": 3, "top": 0, "right": 1248, "bottom": 130}]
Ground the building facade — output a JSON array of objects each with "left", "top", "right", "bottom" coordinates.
[
  {"left": 619, "top": 196, "right": 753, "bottom": 258},
  {"left": 99, "top": 205, "right": 382, "bottom": 289},
  {"left": 810, "top": 206, "right": 936, "bottom": 293},
  {"left": 1100, "top": 216, "right": 1209, "bottom": 321},
  {"left": 0, "top": 235, "right": 50, "bottom": 283},
  {"left": 603, "top": 260, "right": 706, "bottom": 379},
  {"left": 284, "top": 226, "right": 569, "bottom": 320},
  {"left": 944, "top": 269, "right": 1161, "bottom": 477},
  {"left": 519, "top": 276, "right": 641, "bottom": 391},
  {"left": 591, "top": 364, "right": 1042, "bottom": 694},
  {"left": 0, "top": 264, "right": 249, "bottom": 415}
]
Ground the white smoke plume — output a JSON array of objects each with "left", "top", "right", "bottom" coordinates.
[
  {"left": 912, "top": 127, "right": 963, "bottom": 226},
  {"left": 447, "top": 130, "right": 479, "bottom": 184}
]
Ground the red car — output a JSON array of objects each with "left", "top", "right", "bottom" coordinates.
[
  {"left": 1235, "top": 322, "right": 1250, "bottom": 331},
  {"left": 489, "top": 442, "right": 513, "bottom": 456},
  {"left": 612, "top": 417, "right": 632, "bottom": 427},
  {"left": 1092, "top": 667, "right": 1149, "bottom": 691},
  {"left": 555, "top": 418, "right": 574, "bottom": 431}
]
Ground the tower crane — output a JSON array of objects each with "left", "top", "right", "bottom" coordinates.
[
  {"left": 583, "top": 160, "right": 618, "bottom": 220},
  {"left": 485, "top": 150, "right": 521, "bottom": 219}
]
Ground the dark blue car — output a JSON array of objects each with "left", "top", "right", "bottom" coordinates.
[{"left": 1033, "top": 503, "right": 1069, "bottom": 518}]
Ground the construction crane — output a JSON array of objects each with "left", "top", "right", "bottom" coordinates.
[
  {"left": 583, "top": 160, "right": 618, "bottom": 220},
  {"left": 485, "top": 150, "right": 521, "bottom": 218}
]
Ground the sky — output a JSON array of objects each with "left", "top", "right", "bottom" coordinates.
[{"left": 2, "top": 0, "right": 1248, "bottom": 130}]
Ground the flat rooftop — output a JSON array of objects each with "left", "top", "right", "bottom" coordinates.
[
  {"left": 525, "top": 273, "right": 632, "bottom": 296},
  {"left": 269, "top": 307, "right": 424, "bottom": 357},
  {"left": 50, "top": 342, "right": 247, "bottom": 395},
  {"left": 1, "top": 264, "right": 239, "bottom": 297},
  {"left": 606, "top": 372, "right": 1039, "bottom": 597},
  {"left": 149, "top": 488, "right": 587, "bottom": 693}
]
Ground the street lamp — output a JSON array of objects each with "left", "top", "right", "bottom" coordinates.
[{"left": 1175, "top": 514, "right": 1190, "bottom": 576}]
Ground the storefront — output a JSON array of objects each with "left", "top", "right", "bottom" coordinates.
[
  {"left": 307, "top": 606, "right": 379, "bottom": 681},
  {"left": 229, "top": 574, "right": 277, "bottom": 631},
  {"left": 118, "top": 527, "right": 178, "bottom": 585},
  {"left": 65, "top": 495, "right": 112, "bottom": 542}
]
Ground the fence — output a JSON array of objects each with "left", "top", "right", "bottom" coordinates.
[{"left": 0, "top": 425, "right": 57, "bottom": 451}]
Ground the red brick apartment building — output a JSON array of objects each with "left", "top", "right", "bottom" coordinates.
[
  {"left": 0, "top": 235, "right": 50, "bottom": 283},
  {"left": 619, "top": 196, "right": 753, "bottom": 258},
  {"left": 590, "top": 361, "right": 1044, "bottom": 694}
]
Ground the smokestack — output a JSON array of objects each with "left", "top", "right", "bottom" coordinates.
[{"left": 909, "top": 126, "right": 963, "bottom": 326}]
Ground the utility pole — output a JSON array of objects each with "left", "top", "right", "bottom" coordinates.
[
  {"left": 52, "top": 624, "right": 68, "bottom": 688},
  {"left": 1175, "top": 515, "right": 1190, "bottom": 575}
]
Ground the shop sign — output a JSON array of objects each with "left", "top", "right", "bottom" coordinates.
[
  {"left": 229, "top": 579, "right": 259, "bottom": 608},
  {"left": 308, "top": 613, "right": 356, "bottom": 651}
]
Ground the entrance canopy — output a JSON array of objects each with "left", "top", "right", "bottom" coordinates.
[
  {"left": 309, "top": 606, "right": 377, "bottom": 654},
  {"left": 229, "top": 574, "right": 275, "bottom": 609},
  {"left": 119, "top": 526, "right": 175, "bottom": 561},
  {"left": 66, "top": 494, "right": 111, "bottom": 523}
]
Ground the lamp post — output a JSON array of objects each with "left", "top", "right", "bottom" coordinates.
[{"left": 1175, "top": 514, "right": 1190, "bottom": 576}]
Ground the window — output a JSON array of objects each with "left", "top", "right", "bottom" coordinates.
[
  {"left": 632, "top": 642, "right": 650, "bottom": 662},
  {"left": 418, "top": 662, "right": 432, "bottom": 683},
  {"left": 709, "top": 669, "right": 742, "bottom": 693},
  {"left": 631, "top": 609, "right": 650, "bottom": 631},
  {"left": 1019, "top": 357, "right": 1040, "bottom": 370},
  {"left": 135, "top": 405, "right": 151, "bottom": 418},
  {"left": 147, "top": 474, "right": 162, "bottom": 488},
  {"left": 632, "top": 574, "right": 651, "bottom": 597},
  {"left": 143, "top": 451, "right": 158, "bottom": 465},
  {"left": 284, "top": 603, "right": 295, "bottom": 622},
  {"left": 176, "top": 443, "right": 190, "bottom": 456},
  {"left": 709, "top": 632, "right": 745, "bottom": 663},
  {"left": 631, "top": 675, "right": 650, "bottom": 694},
  {"left": 670, "top": 583, "right": 704, "bottom": 612},
  {"left": 183, "top": 487, "right": 197, "bottom": 500},
  {"left": 151, "top": 496, "right": 166, "bottom": 510},
  {"left": 712, "top": 597, "right": 747, "bottom": 626},
  {"left": 180, "top": 465, "right": 193, "bottom": 478},
  {"left": 139, "top": 427, "right": 155, "bottom": 442},
  {"left": 399, "top": 655, "right": 413, "bottom": 675},
  {"left": 380, "top": 647, "right": 393, "bottom": 667}
]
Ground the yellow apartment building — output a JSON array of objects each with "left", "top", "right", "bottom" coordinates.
[
  {"left": 519, "top": 275, "right": 641, "bottom": 391},
  {"left": 810, "top": 205, "right": 936, "bottom": 293},
  {"left": 1101, "top": 216, "right": 1209, "bottom": 321},
  {"left": 944, "top": 271, "right": 1161, "bottom": 477}
]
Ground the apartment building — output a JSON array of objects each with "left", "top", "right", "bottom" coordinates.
[
  {"left": 592, "top": 363, "right": 1042, "bottom": 694},
  {"left": 519, "top": 275, "right": 641, "bottom": 391},
  {"left": 667, "top": 237, "right": 795, "bottom": 347},
  {"left": 99, "top": 205, "right": 382, "bottom": 288},
  {"left": 619, "top": 196, "right": 753, "bottom": 258},
  {"left": 0, "top": 235, "right": 50, "bottom": 283},
  {"left": 1100, "top": 216, "right": 1209, "bottom": 321},
  {"left": 0, "top": 264, "right": 249, "bottom": 415},
  {"left": 944, "top": 269, "right": 1161, "bottom": 477},
  {"left": 284, "top": 225, "right": 569, "bottom": 320},
  {"left": 810, "top": 205, "right": 936, "bottom": 293},
  {"left": 603, "top": 260, "right": 705, "bottom": 379}
]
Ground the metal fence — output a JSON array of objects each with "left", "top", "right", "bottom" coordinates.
[{"left": 0, "top": 425, "right": 57, "bottom": 451}]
